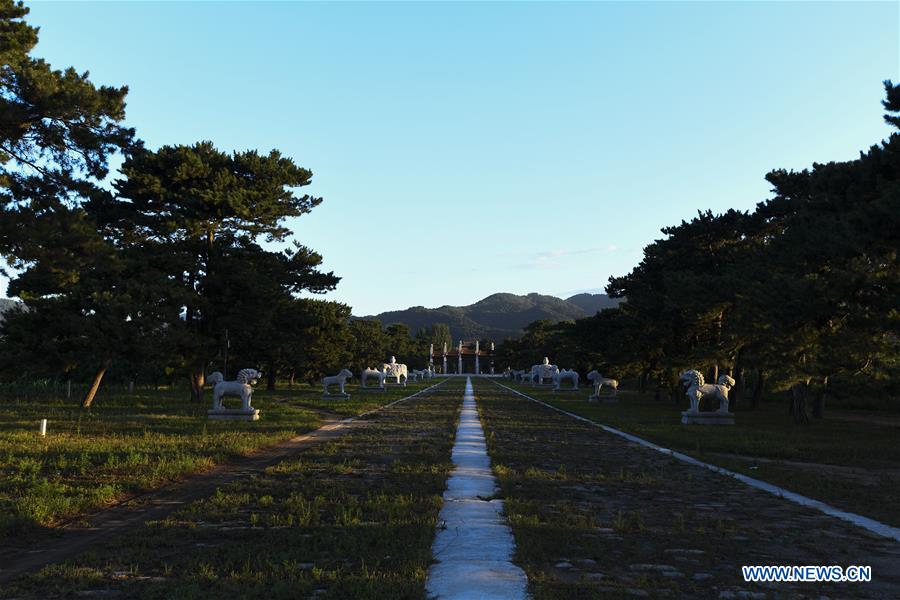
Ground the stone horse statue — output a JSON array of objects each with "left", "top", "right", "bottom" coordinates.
[
  {"left": 322, "top": 368, "right": 353, "bottom": 397},
  {"left": 679, "top": 370, "right": 736, "bottom": 414},
  {"left": 382, "top": 356, "right": 408, "bottom": 387},
  {"left": 553, "top": 368, "right": 579, "bottom": 390},
  {"left": 587, "top": 371, "right": 618, "bottom": 399},
  {"left": 208, "top": 368, "right": 262, "bottom": 411}
]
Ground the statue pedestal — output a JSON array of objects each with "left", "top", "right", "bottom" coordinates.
[
  {"left": 208, "top": 408, "right": 260, "bottom": 421},
  {"left": 681, "top": 411, "right": 734, "bottom": 425},
  {"left": 322, "top": 393, "right": 350, "bottom": 399},
  {"left": 358, "top": 387, "right": 386, "bottom": 393}
]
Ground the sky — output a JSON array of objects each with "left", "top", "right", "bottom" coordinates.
[{"left": 4, "top": 1, "right": 898, "bottom": 314}]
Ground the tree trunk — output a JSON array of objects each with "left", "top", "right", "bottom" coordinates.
[
  {"left": 189, "top": 368, "right": 206, "bottom": 403},
  {"left": 751, "top": 370, "right": 765, "bottom": 410},
  {"left": 266, "top": 365, "right": 276, "bottom": 391},
  {"left": 289, "top": 369, "right": 296, "bottom": 388},
  {"left": 66, "top": 379, "right": 72, "bottom": 400},
  {"left": 813, "top": 376, "right": 829, "bottom": 419},
  {"left": 82, "top": 360, "right": 111, "bottom": 408},
  {"left": 128, "top": 380, "right": 135, "bottom": 394},
  {"left": 670, "top": 382, "right": 683, "bottom": 405},
  {"left": 711, "top": 364, "right": 719, "bottom": 383},
  {"left": 731, "top": 366, "right": 744, "bottom": 409},
  {"left": 789, "top": 381, "right": 811, "bottom": 425}
]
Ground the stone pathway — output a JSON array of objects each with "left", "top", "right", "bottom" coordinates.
[
  {"left": 0, "top": 380, "right": 446, "bottom": 586},
  {"left": 476, "top": 378, "right": 900, "bottom": 599},
  {"left": 426, "top": 377, "right": 528, "bottom": 600}
]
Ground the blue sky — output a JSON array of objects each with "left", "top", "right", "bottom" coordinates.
[{"left": 5, "top": 1, "right": 898, "bottom": 314}]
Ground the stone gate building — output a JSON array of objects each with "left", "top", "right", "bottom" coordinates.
[{"left": 429, "top": 340, "right": 494, "bottom": 374}]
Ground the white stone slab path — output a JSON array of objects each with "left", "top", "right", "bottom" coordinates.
[{"left": 425, "top": 377, "right": 528, "bottom": 600}]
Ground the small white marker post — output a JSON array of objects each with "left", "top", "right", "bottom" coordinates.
[{"left": 39, "top": 419, "right": 47, "bottom": 436}]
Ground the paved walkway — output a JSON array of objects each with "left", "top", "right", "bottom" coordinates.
[{"left": 426, "top": 377, "right": 528, "bottom": 600}]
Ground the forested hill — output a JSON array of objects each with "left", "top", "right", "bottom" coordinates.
[{"left": 358, "top": 292, "right": 620, "bottom": 340}]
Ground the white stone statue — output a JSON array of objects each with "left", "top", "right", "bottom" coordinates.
[
  {"left": 360, "top": 367, "right": 386, "bottom": 390},
  {"left": 382, "top": 355, "right": 408, "bottom": 387},
  {"left": 322, "top": 368, "right": 353, "bottom": 397},
  {"left": 530, "top": 358, "right": 559, "bottom": 386},
  {"left": 679, "top": 370, "right": 735, "bottom": 415},
  {"left": 587, "top": 370, "right": 618, "bottom": 399},
  {"left": 207, "top": 369, "right": 262, "bottom": 418},
  {"left": 553, "top": 368, "right": 579, "bottom": 391}
]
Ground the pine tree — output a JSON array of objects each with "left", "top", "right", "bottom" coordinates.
[
  {"left": 0, "top": 0, "right": 137, "bottom": 406},
  {"left": 99, "top": 142, "right": 339, "bottom": 402}
]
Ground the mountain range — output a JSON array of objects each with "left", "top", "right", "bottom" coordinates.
[{"left": 359, "top": 292, "right": 621, "bottom": 341}]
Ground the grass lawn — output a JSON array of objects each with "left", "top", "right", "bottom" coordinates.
[
  {"left": 270, "top": 380, "right": 442, "bottom": 417},
  {"left": 2, "top": 378, "right": 463, "bottom": 599},
  {"left": 473, "top": 379, "right": 900, "bottom": 599},
  {"left": 0, "top": 379, "right": 441, "bottom": 541},
  {"left": 498, "top": 379, "right": 900, "bottom": 528}
]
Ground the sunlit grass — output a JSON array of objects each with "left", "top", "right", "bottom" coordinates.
[
  {"left": 0, "top": 380, "right": 440, "bottom": 539},
  {"left": 4, "top": 379, "right": 463, "bottom": 599}
]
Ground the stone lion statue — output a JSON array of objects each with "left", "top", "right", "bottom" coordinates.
[
  {"left": 679, "top": 370, "right": 735, "bottom": 414},
  {"left": 208, "top": 368, "right": 262, "bottom": 411}
]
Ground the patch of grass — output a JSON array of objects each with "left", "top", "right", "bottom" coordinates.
[
  {"left": 3, "top": 379, "right": 463, "bottom": 599},
  {"left": 268, "top": 381, "right": 440, "bottom": 417},
  {"left": 500, "top": 380, "right": 900, "bottom": 527},
  {"left": 0, "top": 380, "right": 441, "bottom": 541}
]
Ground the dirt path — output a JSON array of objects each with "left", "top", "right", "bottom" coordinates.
[
  {"left": 477, "top": 379, "right": 900, "bottom": 599},
  {"left": 0, "top": 380, "right": 446, "bottom": 586}
]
